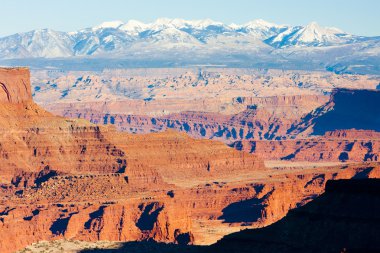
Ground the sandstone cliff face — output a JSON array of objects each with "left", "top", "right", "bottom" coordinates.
[
  {"left": 0, "top": 68, "right": 127, "bottom": 184},
  {"left": 0, "top": 201, "right": 193, "bottom": 253},
  {"left": 0, "top": 102, "right": 127, "bottom": 183},
  {"left": 0, "top": 68, "right": 31, "bottom": 103},
  {"left": 58, "top": 94, "right": 328, "bottom": 142},
  {"left": 232, "top": 130, "right": 380, "bottom": 162},
  {"left": 107, "top": 130, "right": 264, "bottom": 187}
]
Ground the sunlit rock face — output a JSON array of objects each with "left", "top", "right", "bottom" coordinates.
[
  {"left": 1, "top": 68, "right": 380, "bottom": 253},
  {"left": 0, "top": 68, "right": 32, "bottom": 103}
]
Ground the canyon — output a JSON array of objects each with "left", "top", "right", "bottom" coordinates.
[
  {"left": 33, "top": 68, "right": 379, "bottom": 115},
  {"left": 36, "top": 69, "right": 380, "bottom": 164},
  {"left": 0, "top": 67, "right": 379, "bottom": 253}
]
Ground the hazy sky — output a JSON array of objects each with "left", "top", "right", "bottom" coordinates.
[{"left": 1, "top": 0, "right": 379, "bottom": 36}]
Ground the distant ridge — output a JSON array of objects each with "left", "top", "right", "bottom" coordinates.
[{"left": 0, "top": 19, "right": 379, "bottom": 74}]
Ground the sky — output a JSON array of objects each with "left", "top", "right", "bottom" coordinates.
[{"left": 0, "top": 0, "right": 379, "bottom": 37}]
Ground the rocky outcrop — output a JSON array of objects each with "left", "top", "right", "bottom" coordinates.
[
  {"left": 0, "top": 68, "right": 128, "bottom": 185},
  {"left": 0, "top": 102, "right": 127, "bottom": 183},
  {"left": 231, "top": 130, "right": 380, "bottom": 162},
  {"left": 0, "top": 200, "right": 193, "bottom": 253},
  {"left": 0, "top": 67, "right": 32, "bottom": 103},
  {"left": 106, "top": 130, "right": 264, "bottom": 187}
]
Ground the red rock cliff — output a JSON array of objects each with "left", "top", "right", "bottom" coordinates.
[{"left": 0, "top": 68, "right": 32, "bottom": 103}]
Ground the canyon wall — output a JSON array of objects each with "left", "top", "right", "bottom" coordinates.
[
  {"left": 57, "top": 94, "right": 328, "bottom": 142},
  {"left": 0, "top": 67, "right": 31, "bottom": 103},
  {"left": 232, "top": 130, "right": 380, "bottom": 162}
]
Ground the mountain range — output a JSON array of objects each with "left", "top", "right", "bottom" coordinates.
[{"left": 1, "top": 18, "right": 380, "bottom": 74}]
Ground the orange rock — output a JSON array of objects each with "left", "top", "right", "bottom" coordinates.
[
  {"left": 232, "top": 129, "right": 380, "bottom": 162},
  {"left": 0, "top": 68, "right": 379, "bottom": 253},
  {"left": 0, "top": 67, "right": 32, "bottom": 104}
]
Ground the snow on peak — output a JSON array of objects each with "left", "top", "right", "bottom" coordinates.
[
  {"left": 150, "top": 18, "right": 175, "bottom": 31},
  {"left": 229, "top": 23, "right": 241, "bottom": 29},
  {"left": 295, "top": 21, "right": 341, "bottom": 43},
  {"left": 153, "top": 18, "right": 173, "bottom": 25},
  {"left": 151, "top": 18, "right": 188, "bottom": 30},
  {"left": 0, "top": 18, "right": 362, "bottom": 60},
  {"left": 93, "top": 21, "right": 124, "bottom": 30},
  {"left": 189, "top": 18, "right": 224, "bottom": 28},
  {"left": 119, "top": 20, "right": 149, "bottom": 34},
  {"left": 124, "top": 19, "right": 146, "bottom": 27},
  {"left": 150, "top": 18, "right": 224, "bottom": 30},
  {"left": 236, "top": 19, "right": 288, "bottom": 39},
  {"left": 326, "top": 26, "right": 345, "bottom": 34},
  {"left": 149, "top": 27, "right": 201, "bottom": 45},
  {"left": 90, "top": 18, "right": 281, "bottom": 33},
  {"left": 306, "top": 21, "right": 320, "bottom": 28},
  {"left": 267, "top": 21, "right": 351, "bottom": 48},
  {"left": 244, "top": 19, "right": 284, "bottom": 29},
  {"left": 303, "top": 22, "right": 344, "bottom": 35}
]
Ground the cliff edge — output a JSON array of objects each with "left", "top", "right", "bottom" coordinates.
[{"left": 0, "top": 67, "right": 32, "bottom": 103}]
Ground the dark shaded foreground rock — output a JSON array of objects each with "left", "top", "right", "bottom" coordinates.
[{"left": 212, "top": 179, "right": 380, "bottom": 253}]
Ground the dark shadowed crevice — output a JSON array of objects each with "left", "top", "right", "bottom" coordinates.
[{"left": 136, "top": 203, "right": 164, "bottom": 231}]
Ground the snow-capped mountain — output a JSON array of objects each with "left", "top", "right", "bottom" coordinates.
[
  {"left": 0, "top": 29, "right": 73, "bottom": 58},
  {"left": 238, "top": 19, "right": 288, "bottom": 39},
  {"left": 0, "top": 18, "right": 359, "bottom": 58},
  {"left": 119, "top": 20, "right": 150, "bottom": 35},
  {"left": 0, "top": 18, "right": 379, "bottom": 74},
  {"left": 266, "top": 22, "right": 353, "bottom": 48}
]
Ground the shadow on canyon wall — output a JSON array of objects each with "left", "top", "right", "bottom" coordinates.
[{"left": 80, "top": 179, "right": 380, "bottom": 253}]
